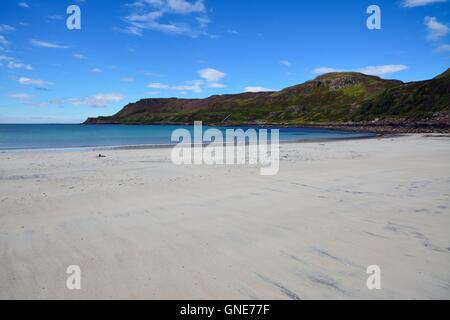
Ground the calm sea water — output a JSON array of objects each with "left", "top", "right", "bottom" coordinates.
[{"left": 0, "top": 124, "right": 374, "bottom": 150}]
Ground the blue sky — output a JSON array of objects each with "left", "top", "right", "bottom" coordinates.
[{"left": 0, "top": 0, "right": 449, "bottom": 123}]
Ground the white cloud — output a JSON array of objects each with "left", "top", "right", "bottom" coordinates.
[
  {"left": 0, "top": 26, "right": 14, "bottom": 49},
  {"left": 146, "top": 68, "right": 227, "bottom": 94},
  {"left": 119, "top": 26, "right": 144, "bottom": 36},
  {"left": 0, "top": 55, "right": 14, "bottom": 62},
  {"left": 30, "top": 39, "right": 69, "bottom": 49},
  {"left": 9, "top": 93, "right": 50, "bottom": 107},
  {"left": 18, "top": 2, "right": 30, "bottom": 8},
  {"left": 401, "top": 0, "right": 447, "bottom": 7},
  {"left": 424, "top": 16, "right": 449, "bottom": 40},
  {"left": 67, "top": 93, "right": 125, "bottom": 108},
  {"left": 207, "top": 83, "right": 226, "bottom": 88},
  {"left": 122, "top": 0, "right": 212, "bottom": 37},
  {"left": 313, "top": 67, "right": 345, "bottom": 74},
  {"left": 9, "top": 93, "right": 35, "bottom": 101},
  {"left": 198, "top": 68, "right": 226, "bottom": 82},
  {"left": 436, "top": 44, "right": 450, "bottom": 52},
  {"left": 18, "top": 77, "right": 52, "bottom": 88},
  {"left": 196, "top": 16, "right": 210, "bottom": 28},
  {"left": 280, "top": 60, "right": 292, "bottom": 67},
  {"left": 0, "top": 56, "right": 32, "bottom": 70},
  {"left": 244, "top": 86, "right": 276, "bottom": 93},
  {"left": 167, "top": 0, "right": 205, "bottom": 14},
  {"left": 172, "top": 80, "right": 203, "bottom": 93},
  {"left": 147, "top": 82, "right": 170, "bottom": 89},
  {"left": 91, "top": 68, "right": 102, "bottom": 73},
  {"left": 147, "top": 80, "right": 204, "bottom": 93},
  {"left": 11, "top": 92, "right": 124, "bottom": 109},
  {"left": 8, "top": 61, "right": 32, "bottom": 70},
  {"left": 121, "top": 77, "right": 135, "bottom": 82},
  {"left": 73, "top": 53, "right": 86, "bottom": 59},
  {"left": 0, "top": 35, "right": 9, "bottom": 47},
  {"left": 0, "top": 24, "right": 15, "bottom": 33},
  {"left": 357, "top": 65, "right": 409, "bottom": 76},
  {"left": 313, "top": 65, "right": 408, "bottom": 76}
]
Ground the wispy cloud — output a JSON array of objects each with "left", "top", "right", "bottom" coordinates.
[
  {"left": 9, "top": 93, "right": 48, "bottom": 107},
  {"left": 0, "top": 54, "right": 33, "bottom": 71},
  {"left": 0, "top": 25, "right": 13, "bottom": 50},
  {"left": 8, "top": 61, "right": 33, "bottom": 70},
  {"left": 227, "top": 29, "right": 239, "bottom": 35},
  {"left": 30, "top": 39, "right": 69, "bottom": 49},
  {"left": 313, "top": 65, "right": 408, "bottom": 76},
  {"left": 167, "top": 0, "right": 205, "bottom": 14},
  {"left": 198, "top": 68, "right": 226, "bottom": 82},
  {"left": 401, "top": 0, "right": 447, "bottom": 7},
  {"left": 121, "top": 0, "right": 213, "bottom": 38},
  {"left": 0, "top": 35, "right": 9, "bottom": 47},
  {"left": 424, "top": 16, "right": 449, "bottom": 40},
  {"left": 11, "top": 92, "right": 124, "bottom": 109},
  {"left": 121, "top": 77, "right": 135, "bottom": 82},
  {"left": 0, "top": 24, "right": 15, "bottom": 33},
  {"left": 145, "top": 68, "right": 227, "bottom": 94},
  {"left": 91, "top": 68, "right": 102, "bottom": 73},
  {"left": 279, "top": 60, "right": 292, "bottom": 67},
  {"left": 0, "top": 55, "right": 14, "bottom": 62},
  {"left": 207, "top": 82, "right": 226, "bottom": 88},
  {"left": 18, "top": 2, "right": 30, "bottom": 8},
  {"left": 244, "top": 86, "right": 276, "bottom": 93},
  {"left": 146, "top": 81, "right": 203, "bottom": 93},
  {"left": 9, "top": 93, "right": 35, "bottom": 101},
  {"left": 172, "top": 80, "right": 203, "bottom": 93},
  {"left": 64, "top": 93, "right": 125, "bottom": 108},
  {"left": 313, "top": 67, "right": 345, "bottom": 74},
  {"left": 146, "top": 83, "right": 170, "bottom": 89},
  {"left": 18, "top": 77, "right": 53, "bottom": 89},
  {"left": 73, "top": 53, "right": 87, "bottom": 59},
  {"left": 358, "top": 65, "right": 409, "bottom": 76},
  {"left": 436, "top": 44, "right": 450, "bottom": 52}
]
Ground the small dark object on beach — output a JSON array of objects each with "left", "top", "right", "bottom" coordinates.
[{"left": 97, "top": 154, "right": 106, "bottom": 158}]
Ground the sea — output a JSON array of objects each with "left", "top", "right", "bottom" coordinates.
[{"left": 0, "top": 124, "right": 375, "bottom": 151}]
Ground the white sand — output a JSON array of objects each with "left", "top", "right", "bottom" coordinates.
[{"left": 0, "top": 134, "right": 449, "bottom": 300}]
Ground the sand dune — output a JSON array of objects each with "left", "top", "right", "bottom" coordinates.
[{"left": 0, "top": 134, "right": 449, "bottom": 299}]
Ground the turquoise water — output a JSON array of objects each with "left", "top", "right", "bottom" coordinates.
[{"left": 0, "top": 124, "right": 374, "bottom": 150}]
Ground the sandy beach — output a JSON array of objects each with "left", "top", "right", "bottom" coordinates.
[{"left": 0, "top": 134, "right": 449, "bottom": 300}]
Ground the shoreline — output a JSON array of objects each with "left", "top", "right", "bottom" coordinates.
[
  {"left": 0, "top": 133, "right": 381, "bottom": 153},
  {"left": 81, "top": 121, "right": 450, "bottom": 134},
  {"left": 0, "top": 124, "right": 379, "bottom": 153}
]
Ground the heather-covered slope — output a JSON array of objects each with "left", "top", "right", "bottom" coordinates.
[
  {"left": 85, "top": 70, "right": 449, "bottom": 126},
  {"left": 352, "top": 69, "right": 450, "bottom": 122}
]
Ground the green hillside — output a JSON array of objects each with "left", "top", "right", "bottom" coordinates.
[{"left": 85, "top": 69, "right": 450, "bottom": 126}]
